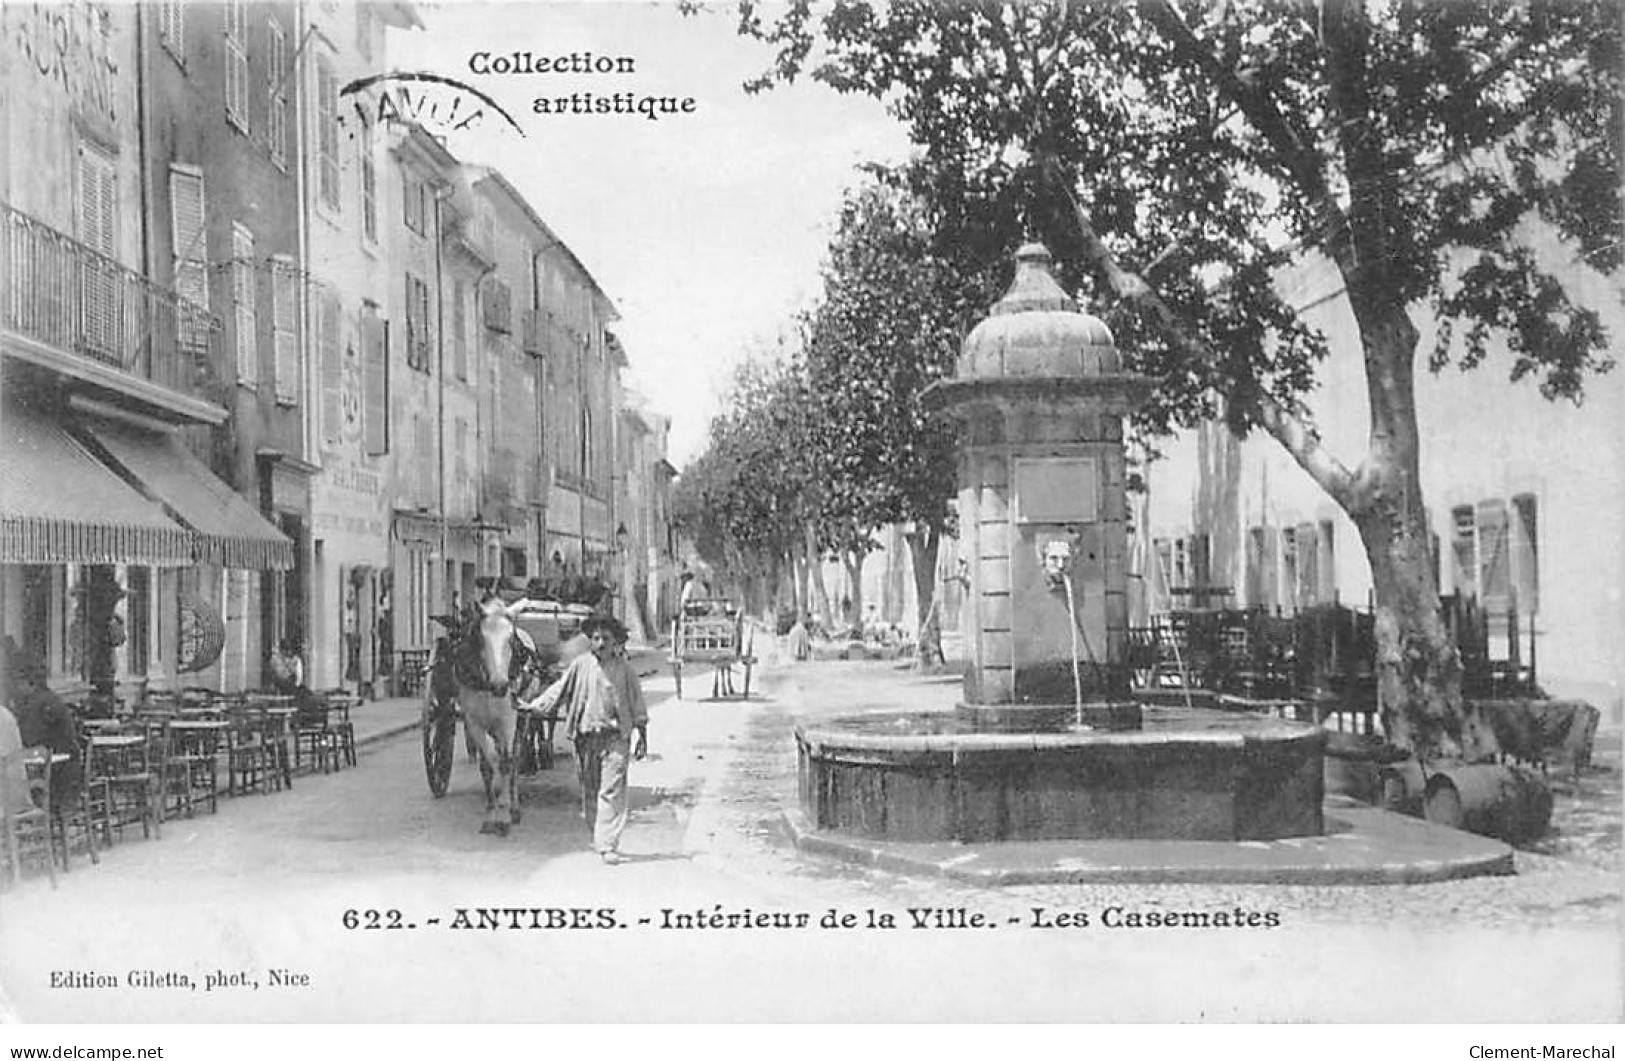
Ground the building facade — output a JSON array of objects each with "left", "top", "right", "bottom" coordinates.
[
  {"left": 300, "top": 0, "right": 422, "bottom": 691},
  {"left": 2, "top": 1, "right": 664, "bottom": 701},
  {"left": 1, "top": 0, "right": 291, "bottom": 702},
  {"left": 1141, "top": 231, "right": 1625, "bottom": 714},
  {"left": 140, "top": 0, "right": 309, "bottom": 693},
  {"left": 537, "top": 237, "right": 620, "bottom": 583}
]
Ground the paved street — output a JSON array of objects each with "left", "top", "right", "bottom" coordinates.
[{"left": 1, "top": 644, "right": 1619, "bottom": 1022}]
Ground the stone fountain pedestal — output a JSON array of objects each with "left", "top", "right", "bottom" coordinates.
[{"left": 791, "top": 244, "right": 1511, "bottom": 883}]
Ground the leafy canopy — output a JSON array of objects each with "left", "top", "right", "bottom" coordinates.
[{"left": 733, "top": 0, "right": 1620, "bottom": 439}]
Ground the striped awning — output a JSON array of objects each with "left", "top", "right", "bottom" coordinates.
[
  {"left": 0, "top": 401, "right": 193, "bottom": 566},
  {"left": 79, "top": 419, "right": 294, "bottom": 571}
]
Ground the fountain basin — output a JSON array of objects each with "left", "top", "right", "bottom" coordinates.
[{"left": 797, "top": 707, "right": 1325, "bottom": 844}]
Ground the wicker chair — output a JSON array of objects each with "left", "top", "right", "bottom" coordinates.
[
  {"left": 95, "top": 724, "right": 165, "bottom": 841},
  {"left": 3, "top": 747, "right": 57, "bottom": 888}
]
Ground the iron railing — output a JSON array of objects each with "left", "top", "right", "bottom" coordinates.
[{"left": 2, "top": 202, "right": 221, "bottom": 401}]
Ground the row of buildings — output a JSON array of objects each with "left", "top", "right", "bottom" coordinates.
[{"left": 1, "top": 1, "right": 678, "bottom": 701}]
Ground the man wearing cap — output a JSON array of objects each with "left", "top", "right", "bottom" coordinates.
[
  {"left": 529, "top": 615, "right": 648, "bottom": 864},
  {"left": 7, "top": 650, "right": 82, "bottom": 804}
]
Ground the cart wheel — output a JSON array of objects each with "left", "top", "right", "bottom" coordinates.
[
  {"left": 424, "top": 696, "right": 457, "bottom": 797},
  {"left": 673, "top": 662, "right": 683, "bottom": 700}
]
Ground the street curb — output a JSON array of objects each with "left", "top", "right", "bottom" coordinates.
[
  {"left": 355, "top": 718, "right": 421, "bottom": 750},
  {"left": 780, "top": 805, "right": 1517, "bottom": 887}
]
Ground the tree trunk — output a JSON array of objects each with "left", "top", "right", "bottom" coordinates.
[
  {"left": 1339, "top": 287, "right": 1499, "bottom": 765},
  {"left": 789, "top": 550, "right": 807, "bottom": 618},
  {"left": 1353, "top": 497, "right": 1487, "bottom": 762},
  {"left": 842, "top": 550, "right": 866, "bottom": 632},
  {"left": 805, "top": 525, "right": 833, "bottom": 628},
  {"left": 905, "top": 525, "right": 944, "bottom": 667}
]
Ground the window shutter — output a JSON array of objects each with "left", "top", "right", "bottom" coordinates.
[
  {"left": 1294, "top": 522, "right": 1317, "bottom": 606},
  {"left": 169, "top": 166, "right": 208, "bottom": 355},
  {"left": 403, "top": 273, "right": 417, "bottom": 369},
  {"left": 453, "top": 280, "right": 467, "bottom": 379},
  {"left": 1450, "top": 505, "right": 1477, "bottom": 598},
  {"left": 272, "top": 261, "right": 298, "bottom": 403},
  {"left": 317, "top": 60, "right": 339, "bottom": 208},
  {"left": 363, "top": 312, "right": 389, "bottom": 455},
  {"left": 1511, "top": 494, "right": 1539, "bottom": 615},
  {"left": 1476, "top": 499, "right": 1511, "bottom": 609},
  {"left": 321, "top": 291, "right": 342, "bottom": 447},
  {"left": 77, "top": 142, "right": 119, "bottom": 355},
  {"left": 267, "top": 21, "right": 287, "bottom": 166},
  {"left": 232, "top": 226, "right": 256, "bottom": 383},
  {"left": 171, "top": 168, "right": 205, "bottom": 261}
]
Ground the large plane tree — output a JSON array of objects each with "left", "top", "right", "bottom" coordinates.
[{"left": 730, "top": 0, "right": 1620, "bottom": 760}]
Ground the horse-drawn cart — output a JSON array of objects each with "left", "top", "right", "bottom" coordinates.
[
  {"left": 421, "top": 598, "right": 590, "bottom": 797},
  {"left": 669, "top": 598, "right": 756, "bottom": 700}
]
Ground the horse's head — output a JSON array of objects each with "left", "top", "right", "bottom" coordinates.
[{"left": 473, "top": 597, "right": 518, "bottom": 696}]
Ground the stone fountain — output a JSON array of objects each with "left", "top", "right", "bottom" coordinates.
[{"left": 795, "top": 244, "right": 1325, "bottom": 845}]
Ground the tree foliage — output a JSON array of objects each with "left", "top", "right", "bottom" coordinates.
[
  {"left": 804, "top": 181, "right": 975, "bottom": 550},
  {"left": 724, "top": 0, "right": 1621, "bottom": 759},
  {"left": 672, "top": 348, "right": 822, "bottom": 608}
]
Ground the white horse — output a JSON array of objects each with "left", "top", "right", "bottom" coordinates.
[{"left": 442, "top": 597, "right": 524, "bottom": 836}]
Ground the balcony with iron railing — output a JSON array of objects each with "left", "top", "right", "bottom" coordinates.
[{"left": 2, "top": 202, "right": 224, "bottom": 416}]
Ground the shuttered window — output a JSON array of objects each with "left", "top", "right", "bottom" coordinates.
[
  {"left": 76, "top": 140, "right": 119, "bottom": 357},
  {"left": 225, "top": 1, "right": 249, "bottom": 131},
  {"left": 402, "top": 173, "right": 423, "bottom": 234},
  {"left": 416, "top": 412, "right": 434, "bottom": 507},
  {"left": 362, "top": 311, "right": 389, "bottom": 455},
  {"left": 360, "top": 115, "right": 377, "bottom": 243},
  {"left": 170, "top": 165, "right": 209, "bottom": 351},
  {"left": 316, "top": 58, "right": 340, "bottom": 210},
  {"left": 1475, "top": 499, "right": 1511, "bottom": 609},
  {"left": 1511, "top": 494, "right": 1538, "bottom": 615},
  {"left": 159, "top": 1, "right": 184, "bottom": 61},
  {"left": 405, "top": 273, "right": 431, "bottom": 372},
  {"left": 454, "top": 418, "right": 469, "bottom": 510},
  {"left": 320, "top": 290, "right": 342, "bottom": 447},
  {"left": 452, "top": 280, "right": 467, "bottom": 379},
  {"left": 267, "top": 20, "right": 287, "bottom": 168},
  {"left": 232, "top": 225, "right": 256, "bottom": 384},
  {"left": 272, "top": 257, "right": 297, "bottom": 403},
  {"left": 1279, "top": 528, "right": 1298, "bottom": 612},
  {"left": 1294, "top": 522, "right": 1318, "bottom": 606}
]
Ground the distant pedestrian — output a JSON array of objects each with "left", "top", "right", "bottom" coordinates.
[
  {"left": 530, "top": 615, "right": 648, "bottom": 864},
  {"left": 678, "top": 571, "right": 700, "bottom": 617},
  {"left": 787, "top": 614, "right": 812, "bottom": 662}
]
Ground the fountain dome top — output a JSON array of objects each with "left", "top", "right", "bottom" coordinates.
[{"left": 957, "top": 242, "right": 1121, "bottom": 381}]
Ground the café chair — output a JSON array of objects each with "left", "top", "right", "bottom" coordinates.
[
  {"left": 2, "top": 747, "right": 57, "bottom": 888},
  {"left": 95, "top": 723, "right": 164, "bottom": 841},
  {"left": 49, "top": 738, "right": 106, "bottom": 868}
]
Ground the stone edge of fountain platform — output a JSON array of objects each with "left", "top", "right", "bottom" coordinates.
[{"left": 781, "top": 801, "right": 1516, "bottom": 886}]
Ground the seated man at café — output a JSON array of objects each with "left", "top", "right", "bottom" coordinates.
[
  {"left": 8, "top": 650, "right": 82, "bottom": 804},
  {"left": 270, "top": 637, "right": 321, "bottom": 721}
]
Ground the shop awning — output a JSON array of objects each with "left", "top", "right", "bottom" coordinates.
[
  {"left": 79, "top": 419, "right": 294, "bottom": 571},
  {"left": 0, "top": 402, "right": 193, "bottom": 566}
]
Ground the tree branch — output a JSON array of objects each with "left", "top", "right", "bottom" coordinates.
[
  {"left": 1138, "top": 0, "right": 1357, "bottom": 269},
  {"left": 1054, "top": 171, "right": 1357, "bottom": 504}
]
